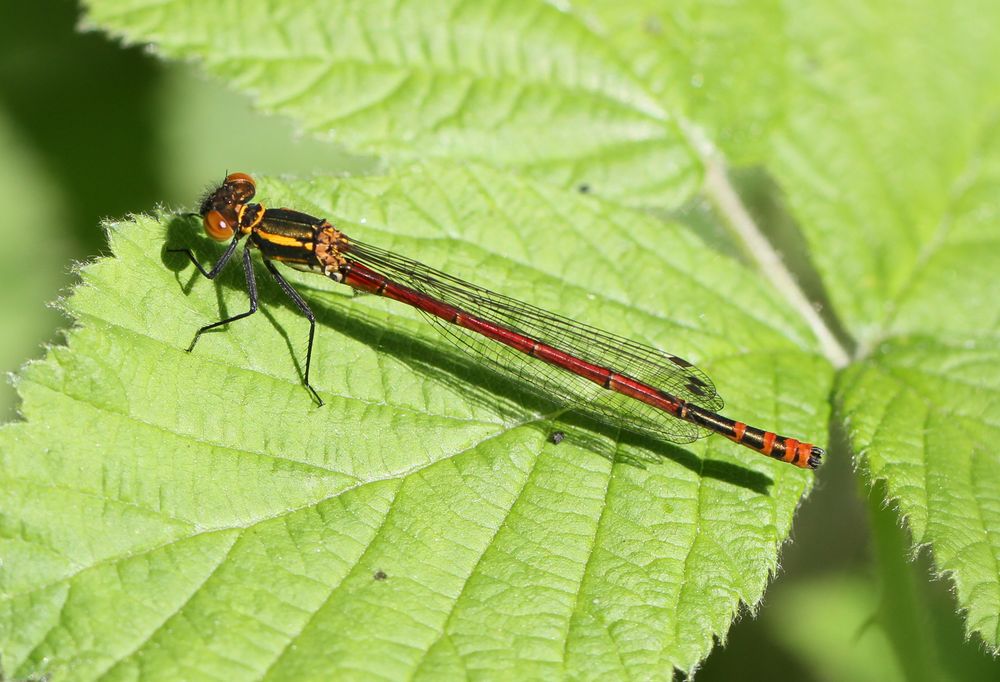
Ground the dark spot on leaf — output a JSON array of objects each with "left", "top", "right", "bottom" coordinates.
[{"left": 373, "top": 570, "right": 387, "bottom": 581}]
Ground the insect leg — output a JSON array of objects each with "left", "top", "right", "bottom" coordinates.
[
  {"left": 167, "top": 232, "right": 241, "bottom": 279},
  {"left": 185, "top": 243, "right": 259, "bottom": 352},
  {"left": 263, "top": 259, "right": 323, "bottom": 406}
]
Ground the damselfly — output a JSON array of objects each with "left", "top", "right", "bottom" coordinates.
[{"left": 169, "top": 173, "right": 824, "bottom": 469}]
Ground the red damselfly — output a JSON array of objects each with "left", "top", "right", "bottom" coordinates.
[{"left": 169, "top": 173, "right": 824, "bottom": 469}]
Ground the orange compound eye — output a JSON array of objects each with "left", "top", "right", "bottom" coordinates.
[
  {"left": 225, "top": 172, "right": 256, "bottom": 202},
  {"left": 203, "top": 209, "right": 236, "bottom": 241}
]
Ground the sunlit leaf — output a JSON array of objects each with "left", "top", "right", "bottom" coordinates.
[{"left": 0, "top": 164, "right": 828, "bottom": 680}]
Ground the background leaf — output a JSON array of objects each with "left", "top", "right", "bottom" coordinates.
[
  {"left": 573, "top": 0, "right": 790, "bottom": 163},
  {"left": 839, "top": 336, "right": 1000, "bottom": 644},
  {"left": 768, "top": 3, "right": 1000, "bottom": 648},
  {"left": 82, "top": 0, "right": 702, "bottom": 205},
  {"left": 572, "top": 0, "right": 1000, "bottom": 650},
  {"left": 1, "top": 164, "right": 828, "bottom": 679}
]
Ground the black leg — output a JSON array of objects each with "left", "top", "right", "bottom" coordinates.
[
  {"left": 167, "top": 233, "right": 241, "bottom": 279},
  {"left": 263, "top": 259, "right": 323, "bottom": 407},
  {"left": 186, "top": 243, "right": 259, "bottom": 352}
]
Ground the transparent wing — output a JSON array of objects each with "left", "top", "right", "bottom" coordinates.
[{"left": 345, "top": 240, "right": 724, "bottom": 444}]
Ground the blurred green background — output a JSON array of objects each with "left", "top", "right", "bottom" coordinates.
[{"left": 1, "top": 2, "right": 995, "bottom": 680}]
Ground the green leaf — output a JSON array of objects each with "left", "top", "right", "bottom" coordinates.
[
  {"left": 578, "top": 0, "right": 1000, "bottom": 649},
  {"left": 571, "top": 0, "right": 790, "bottom": 163},
  {"left": 839, "top": 336, "right": 1000, "bottom": 644},
  {"left": 0, "top": 163, "right": 828, "bottom": 680},
  {"left": 572, "top": 0, "right": 1000, "bottom": 337},
  {"left": 82, "top": 0, "right": 701, "bottom": 205},
  {"left": 767, "top": 3, "right": 1000, "bottom": 343},
  {"left": 771, "top": 3, "right": 1000, "bottom": 649},
  {"left": 23, "top": 0, "right": 1000, "bottom": 671}
]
